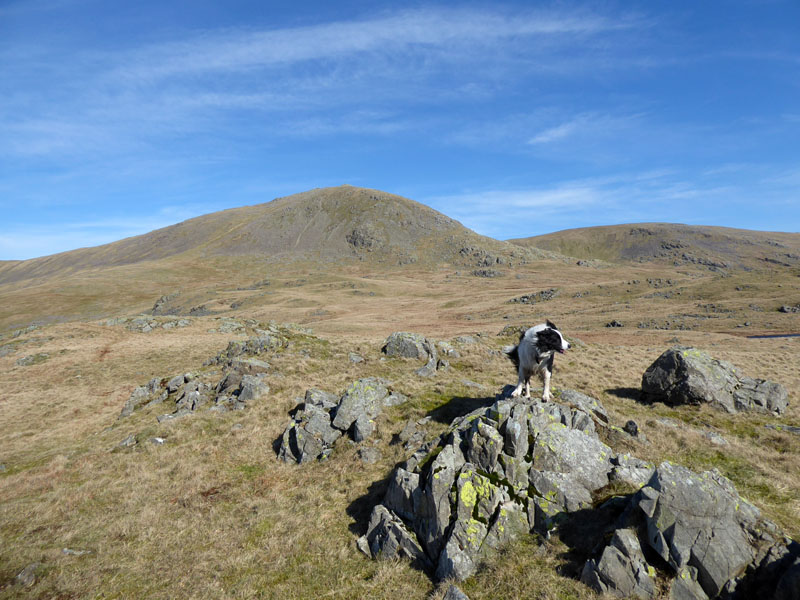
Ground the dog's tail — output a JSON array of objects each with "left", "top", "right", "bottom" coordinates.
[{"left": 503, "top": 344, "right": 520, "bottom": 369}]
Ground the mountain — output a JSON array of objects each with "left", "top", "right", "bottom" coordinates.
[
  {"left": 0, "top": 185, "right": 534, "bottom": 287},
  {"left": 0, "top": 185, "right": 546, "bottom": 331},
  {"left": 510, "top": 223, "right": 800, "bottom": 272}
]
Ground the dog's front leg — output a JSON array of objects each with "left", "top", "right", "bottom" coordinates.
[{"left": 541, "top": 369, "right": 553, "bottom": 402}]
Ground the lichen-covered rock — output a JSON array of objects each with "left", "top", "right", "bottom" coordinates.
[
  {"left": 175, "top": 380, "right": 213, "bottom": 411},
  {"left": 584, "top": 460, "right": 800, "bottom": 600},
  {"left": 559, "top": 388, "right": 610, "bottom": 425},
  {"left": 642, "top": 347, "right": 740, "bottom": 411},
  {"left": 610, "top": 454, "right": 656, "bottom": 489},
  {"left": 331, "top": 377, "right": 389, "bottom": 434},
  {"left": 642, "top": 347, "right": 787, "bottom": 415},
  {"left": 733, "top": 376, "right": 788, "bottom": 415},
  {"left": 238, "top": 375, "right": 269, "bottom": 402},
  {"left": 278, "top": 378, "right": 398, "bottom": 463},
  {"left": 669, "top": 566, "right": 709, "bottom": 600},
  {"left": 382, "top": 332, "right": 431, "bottom": 360},
  {"left": 360, "top": 505, "right": 431, "bottom": 568},
  {"left": 362, "top": 390, "right": 614, "bottom": 582},
  {"left": 212, "top": 334, "right": 287, "bottom": 365},
  {"left": 304, "top": 388, "right": 339, "bottom": 410},
  {"left": 637, "top": 462, "right": 761, "bottom": 597}
]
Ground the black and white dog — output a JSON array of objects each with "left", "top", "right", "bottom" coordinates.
[{"left": 504, "top": 321, "right": 570, "bottom": 401}]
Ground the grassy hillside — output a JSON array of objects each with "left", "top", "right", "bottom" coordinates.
[
  {"left": 0, "top": 185, "right": 533, "bottom": 287},
  {"left": 0, "top": 185, "right": 547, "bottom": 332},
  {"left": 510, "top": 223, "right": 800, "bottom": 272}
]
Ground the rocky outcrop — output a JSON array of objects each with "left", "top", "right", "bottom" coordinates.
[
  {"left": 509, "top": 288, "right": 559, "bottom": 304},
  {"left": 641, "top": 347, "right": 788, "bottom": 415},
  {"left": 278, "top": 378, "right": 407, "bottom": 463},
  {"left": 119, "top": 334, "right": 276, "bottom": 421},
  {"left": 582, "top": 462, "right": 800, "bottom": 599},
  {"left": 120, "top": 377, "right": 169, "bottom": 417},
  {"left": 360, "top": 385, "right": 799, "bottom": 596},
  {"left": 360, "top": 387, "right": 615, "bottom": 581},
  {"left": 102, "top": 315, "right": 192, "bottom": 332}
]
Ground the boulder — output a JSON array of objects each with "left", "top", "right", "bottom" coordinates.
[
  {"left": 382, "top": 332, "right": 431, "bottom": 360},
  {"left": 641, "top": 347, "right": 787, "bottom": 415},
  {"left": 237, "top": 375, "right": 269, "bottom": 402},
  {"left": 331, "top": 377, "right": 389, "bottom": 434},
  {"left": 382, "top": 332, "right": 442, "bottom": 376}
]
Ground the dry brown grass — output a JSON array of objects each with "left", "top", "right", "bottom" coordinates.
[{"left": 1, "top": 258, "right": 799, "bottom": 598}]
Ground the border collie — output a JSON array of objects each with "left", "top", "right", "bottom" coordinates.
[{"left": 504, "top": 321, "right": 570, "bottom": 401}]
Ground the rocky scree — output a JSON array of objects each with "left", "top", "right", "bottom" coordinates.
[{"left": 119, "top": 329, "right": 285, "bottom": 421}]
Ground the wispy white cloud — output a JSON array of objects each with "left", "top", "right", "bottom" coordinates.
[
  {"left": 0, "top": 6, "right": 647, "bottom": 162},
  {"left": 111, "top": 8, "right": 629, "bottom": 82}
]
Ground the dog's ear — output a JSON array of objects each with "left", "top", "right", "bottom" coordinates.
[{"left": 545, "top": 320, "right": 558, "bottom": 331}]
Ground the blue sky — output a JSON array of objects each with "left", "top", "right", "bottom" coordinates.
[{"left": 1, "top": 1, "right": 798, "bottom": 260}]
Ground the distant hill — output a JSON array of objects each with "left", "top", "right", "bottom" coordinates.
[
  {"left": 510, "top": 223, "right": 800, "bottom": 271},
  {"left": 0, "top": 185, "right": 540, "bottom": 287}
]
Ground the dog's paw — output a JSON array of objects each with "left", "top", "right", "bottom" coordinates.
[
  {"left": 541, "top": 392, "right": 553, "bottom": 402},
  {"left": 511, "top": 389, "right": 521, "bottom": 398}
]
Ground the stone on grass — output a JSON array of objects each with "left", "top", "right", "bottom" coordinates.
[
  {"left": 382, "top": 332, "right": 443, "bottom": 377},
  {"left": 358, "top": 447, "right": 382, "bottom": 464},
  {"left": 442, "top": 584, "right": 471, "bottom": 600},
  {"left": 15, "top": 562, "right": 43, "bottom": 587},
  {"left": 642, "top": 347, "right": 787, "bottom": 415},
  {"left": 278, "top": 378, "right": 399, "bottom": 463}
]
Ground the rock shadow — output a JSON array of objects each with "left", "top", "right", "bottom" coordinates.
[
  {"left": 552, "top": 494, "right": 634, "bottom": 579},
  {"left": 605, "top": 387, "right": 645, "bottom": 403},
  {"left": 426, "top": 394, "right": 496, "bottom": 425},
  {"left": 345, "top": 471, "right": 393, "bottom": 538}
]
